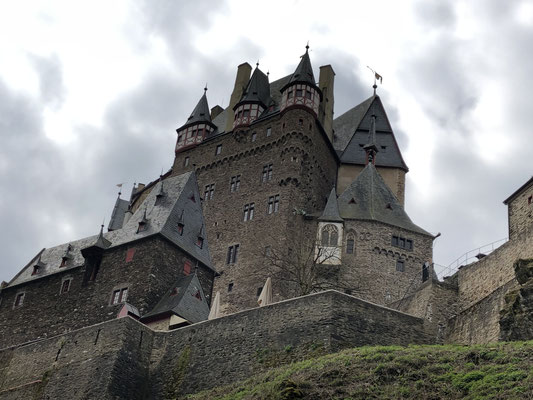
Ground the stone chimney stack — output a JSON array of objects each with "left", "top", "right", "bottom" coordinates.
[
  {"left": 318, "top": 65, "right": 335, "bottom": 142},
  {"left": 225, "top": 62, "right": 252, "bottom": 132},
  {"left": 210, "top": 105, "right": 224, "bottom": 120}
]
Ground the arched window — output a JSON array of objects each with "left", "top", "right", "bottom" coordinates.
[
  {"left": 346, "top": 233, "right": 355, "bottom": 254},
  {"left": 321, "top": 224, "right": 339, "bottom": 246}
]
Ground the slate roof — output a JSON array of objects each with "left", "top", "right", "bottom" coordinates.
[
  {"left": 238, "top": 67, "right": 272, "bottom": 108},
  {"left": 108, "top": 196, "right": 129, "bottom": 231},
  {"left": 178, "top": 91, "right": 213, "bottom": 131},
  {"left": 337, "top": 163, "right": 431, "bottom": 236},
  {"left": 319, "top": 187, "right": 343, "bottom": 222},
  {"left": 333, "top": 96, "right": 408, "bottom": 171},
  {"left": 140, "top": 273, "right": 210, "bottom": 323},
  {"left": 8, "top": 172, "right": 214, "bottom": 287},
  {"left": 283, "top": 49, "right": 317, "bottom": 89}
]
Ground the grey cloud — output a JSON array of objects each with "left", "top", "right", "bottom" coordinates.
[
  {"left": 414, "top": 1, "right": 456, "bottom": 30},
  {"left": 28, "top": 53, "right": 65, "bottom": 109}
]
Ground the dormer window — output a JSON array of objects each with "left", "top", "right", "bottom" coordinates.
[
  {"left": 178, "top": 223, "right": 184, "bottom": 235},
  {"left": 14, "top": 292, "right": 25, "bottom": 308},
  {"left": 59, "top": 258, "right": 69, "bottom": 268},
  {"left": 31, "top": 265, "right": 40, "bottom": 275},
  {"left": 197, "top": 237, "right": 204, "bottom": 249},
  {"left": 137, "top": 221, "right": 147, "bottom": 233}
]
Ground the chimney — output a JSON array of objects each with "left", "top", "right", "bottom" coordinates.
[
  {"left": 210, "top": 105, "right": 224, "bottom": 120},
  {"left": 318, "top": 65, "right": 335, "bottom": 142},
  {"left": 225, "top": 62, "right": 252, "bottom": 132}
]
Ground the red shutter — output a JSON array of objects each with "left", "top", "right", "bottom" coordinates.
[
  {"left": 184, "top": 260, "right": 192, "bottom": 275},
  {"left": 125, "top": 248, "right": 136, "bottom": 263}
]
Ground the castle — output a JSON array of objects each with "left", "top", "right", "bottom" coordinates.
[{"left": 0, "top": 47, "right": 531, "bottom": 398}]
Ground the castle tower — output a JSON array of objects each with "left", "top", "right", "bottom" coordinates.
[
  {"left": 232, "top": 65, "right": 272, "bottom": 130},
  {"left": 175, "top": 89, "right": 216, "bottom": 153},
  {"left": 280, "top": 45, "right": 322, "bottom": 117}
]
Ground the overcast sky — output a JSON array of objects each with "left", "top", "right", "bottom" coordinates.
[{"left": 0, "top": 0, "right": 531, "bottom": 283}]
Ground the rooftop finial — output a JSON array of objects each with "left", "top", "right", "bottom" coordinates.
[
  {"left": 366, "top": 66, "right": 382, "bottom": 95},
  {"left": 204, "top": 84, "right": 208, "bottom": 93},
  {"left": 256, "top": 60, "right": 259, "bottom": 68},
  {"left": 305, "top": 41, "right": 309, "bottom": 52}
]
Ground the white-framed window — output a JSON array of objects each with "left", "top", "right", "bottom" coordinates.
[
  {"left": 321, "top": 224, "right": 339, "bottom": 247},
  {"left": 243, "top": 203, "right": 255, "bottom": 221},
  {"left": 111, "top": 287, "right": 128, "bottom": 305}
]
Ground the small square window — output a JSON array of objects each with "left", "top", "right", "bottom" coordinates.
[
  {"left": 184, "top": 157, "right": 190, "bottom": 167},
  {"left": 111, "top": 288, "right": 128, "bottom": 305},
  {"left": 228, "top": 282, "right": 234, "bottom": 292},
  {"left": 125, "top": 248, "right": 136, "bottom": 263},
  {"left": 396, "top": 260, "right": 405, "bottom": 272},
  {"left": 60, "top": 279, "right": 71, "bottom": 294},
  {"left": 215, "top": 144, "right": 222, "bottom": 155},
  {"left": 266, "top": 127, "right": 272, "bottom": 137},
  {"left": 264, "top": 246, "right": 271, "bottom": 257},
  {"left": 14, "top": 293, "right": 25, "bottom": 307},
  {"left": 252, "top": 132, "right": 257, "bottom": 142},
  {"left": 296, "top": 89, "right": 303, "bottom": 97}
]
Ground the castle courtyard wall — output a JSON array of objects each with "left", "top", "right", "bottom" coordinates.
[
  {"left": 0, "top": 291, "right": 433, "bottom": 399},
  {"left": 507, "top": 181, "right": 532, "bottom": 240}
]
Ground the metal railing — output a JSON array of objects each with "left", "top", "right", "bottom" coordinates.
[{"left": 434, "top": 237, "right": 508, "bottom": 280}]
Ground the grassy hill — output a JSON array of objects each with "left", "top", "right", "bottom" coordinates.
[{"left": 187, "top": 341, "right": 533, "bottom": 399}]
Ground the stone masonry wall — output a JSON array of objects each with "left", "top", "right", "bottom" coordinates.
[
  {"left": 170, "top": 108, "right": 337, "bottom": 314},
  {"left": 445, "top": 280, "right": 518, "bottom": 344},
  {"left": 0, "top": 291, "right": 433, "bottom": 399},
  {"left": 507, "top": 182, "right": 533, "bottom": 240},
  {"left": 455, "top": 230, "right": 533, "bottom": 311},
  {"left": 340, "top": 220, "right": 434, "bottom": 306},
  {"left": 0, "top": 236, "right": 214, "bottom": 348}
]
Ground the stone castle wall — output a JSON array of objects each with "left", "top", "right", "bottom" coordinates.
[
  {"left": 0, "top": 236, "right": 215, "bottom": 349},
  {"left": 507, "top": 182, "right": 533, "bottom": 240},
  {"left": 0, "top": 291, "right": 433, "bottom": 399},
  {"left": 341, "top": 220, "right": 434, "bottom": 305},
  {"left": 170, "top": 108, "right": 338, "bottom": 313}
]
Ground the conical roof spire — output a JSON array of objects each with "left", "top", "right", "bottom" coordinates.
[
  {"left": 186, "top": 90, "right": 211, "bottom": 125},
  {"left": 319, "top": 187, "right": 343, "bottom": 222},
  {"left": 285, "top": 44, "right": 316, "bottom": 87},
  {"left": 94, "top": 224, "right": 112, "bottom": 249},
  {"left": 238, "top": 66, "right": 271, "bottom": 107}
]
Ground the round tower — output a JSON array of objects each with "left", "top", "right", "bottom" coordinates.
[
  {"left": 232, "top": 64, "right": 271, "bottom": 130},
  {"left": 280, "top": 45, "right": 322, "bottom": 117},
  {"left": 175, "top": 88, "right": 216, "bottom": 153}
]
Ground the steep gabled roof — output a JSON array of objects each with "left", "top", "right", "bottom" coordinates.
[
  {"left": 238, "top": 67, "right": 271, "bottom": 107},
  {"left": 319, "top": 188, "right": 343, "bottom": 222},
  {"left": 338, "top": 164, "right": 431, "bottom": 236},
  {"left": 333, "top": 96, "right": 408, "bottom": 171},
  {"left": 108, "top": 196, "right": 129, "bottom": 231},
  {"left": 178, "top": 91, "right": 214, "bottom": 132},
  {"left": 8, "top": 172, "right": 215, "bottom": 287},
  {"left": 140, "top": 273, "right": 210, "bottom": 323}
]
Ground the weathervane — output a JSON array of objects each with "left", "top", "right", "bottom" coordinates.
[{"left": 366, "top": 66, "right": 383, "bottom": 95}]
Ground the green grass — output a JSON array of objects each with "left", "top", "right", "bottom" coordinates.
[{"left": 187, "top": 341, "right": 533, "bottom": 399}]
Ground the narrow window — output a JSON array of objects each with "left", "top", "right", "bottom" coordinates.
[
  {"left": 196, "top": 237, "right": 204, "bottom": 249},
  {"left": 262, "top": 164, "right": 273, "bottom": 182},
  {"left": 184, "top": 157, "right": 190, "bottom": 167},
  {"left": 266, "top": 127, "right": 272, "bottom": 137},
  {"left": 204, "top": 184, "right": 215, "bottom": 200},
  {"left": 177, "top": 222, "right": 184, "bottom": 236},
  {"left": 184, "top": 260, "right": 192, "bottom": 275},
  {"left": 60, "top": 279, "right": 71, "bottom": 294},
  {"left": 230, "top": 175, "right": 241, "bottom": 192},
  {"left": 321, "top": 229, "right": 330, "bottom": 246},
  {"left": 264, "top": 246, "right": 271, "bottom": 257},
  {"left": 381, "top": 146, "right": 387, "bottom": 153},
  {"left": 227, "top": 245, "right": 239, "bottom": 264},
  {"left": 228, "top": 282, "right": 234, "bottom": 292},
  {"left": 392, "top": 236, "right": 399, "bottom": 246},
  {"left": 296, "top": 89, "right": 303, "bottom": 97},
  {"left": 31, "top": 265, "right": 40, "bottom": 275},
  {"left": 406, "top": 240, "right": 413, "bottom": 250},
  {"left": 399, "top": 237, "right": 405, "bottom": 248},
  {"left": 256, "top": 287, "right": 263, "bottom": 297},
  {"left": 125, "top": 248, "right": 136, "bottom": 263},
  {"left": 14, "top": 293, "right": 25, "bottom": 307},
  {"left": 529, "top": 195, "right": 532, "bottom": 205},
  {"left": 243, "top": 109, "right": 250, "bottom": 117},
  {"left": 243, "top": 203, "right": 255, "bottom": 221},
  {"left": 215, "top": 144, "right": 222, "bottom": 155},
  {"left": 346, "top": 239, "right": 355, "bottom": 254},
  {"left": 252, "top": 132, "right": 257, "bottom": 142},
  {"left": 396, "top": 260, "right": 405, "bottom": 272}
]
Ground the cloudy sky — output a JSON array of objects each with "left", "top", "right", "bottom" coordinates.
[{"left": 0, "top": 0, "right": 531, "bottom": 283}]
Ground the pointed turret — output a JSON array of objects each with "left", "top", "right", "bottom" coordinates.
[
  {"left": 233, "top": 64, "right": 271, "bottom": 129},
  {"left": 319, "top": 187, "right": 343, "bottom": 222},
  {"left": 280, "top": 45, "right": 322, "bottom": 116},
  {"left": 176, "top": 88, "right": 217, "bottom": 153}
]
